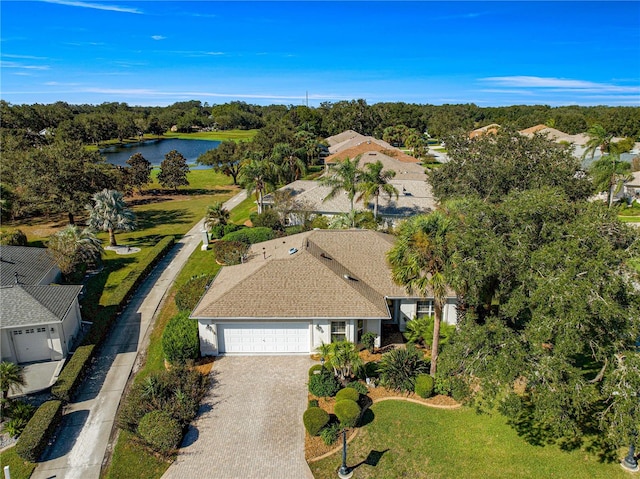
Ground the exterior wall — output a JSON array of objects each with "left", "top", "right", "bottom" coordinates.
[
  {"left": 443, "top": 298, "right": 458, "bottom": 326},
  {"left": 311, "top": 319, "right": 331, "bottom": 350},
  {"left": 397, "top": 297, "right": 458, "bottom": 332},
  {"left": 0, "top": 331, "right": 17, "bottom": 363},
  {"left": 199, "top": 320, "right": 218, "bottom": 356},
  {"left": 365, "top": 319, "right": 382, "bottom": 348},
  {"left": 59, "top": 300, "right": 82, "bottom": 358}
]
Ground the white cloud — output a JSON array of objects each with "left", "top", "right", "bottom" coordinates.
[
  {"left": 1, "top": 61, "right": 49, "bottom": 70},
  {"left": 151, "top": 35, "right": 166, "bottom": 41},
  {"left": 2, "top": 54, "right": 48, "bottom": 60},
  {"left": 481, "top": 76, "right": 639, "bottom": 93},
  {"left": 42, "top": 0, "right": 142, "bottom": 14}
]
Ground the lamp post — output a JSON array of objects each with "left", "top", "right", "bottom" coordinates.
[
  {"left": 337, "top": 428, "right": 353, "bottom": 478},
  {"left": 621, "top": 442, "right": 638, "bottom": 472}
]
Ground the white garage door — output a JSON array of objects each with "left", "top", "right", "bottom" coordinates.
[
  {"left": 12, "top": 327, "right": 50, "bottom": 363},
  {"left": 218, "top": 322, "right": 310, "bottom": 354}
]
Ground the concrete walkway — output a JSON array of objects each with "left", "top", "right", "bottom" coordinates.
[
  {"left": 31, "top": 190, "right": 247, "bottom": 479},
  {"left": 161, "top": 356, "right": 315, "bottom": 479}
]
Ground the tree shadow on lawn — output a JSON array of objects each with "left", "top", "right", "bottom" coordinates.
[
  {"left": 351, "top": 449, "right": 390, "bottom": 470},
  {"left": 135, "top": 208, "right": 193, "bottom": 230}
]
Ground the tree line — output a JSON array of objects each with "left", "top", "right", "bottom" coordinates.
[{"left": 2, "top": 99, "right": 639, "bottom": 143}]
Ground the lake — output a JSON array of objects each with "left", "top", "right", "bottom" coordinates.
[{"left": 100, "top": 138, "right": 220, "bottom": 168}]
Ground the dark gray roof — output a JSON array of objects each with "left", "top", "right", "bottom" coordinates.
[
  {"left": 0, "top": 284, "right": 83, "bottom": 328},
  {"left": 0, "top": 246, "right": 59, "bottom": 286}
]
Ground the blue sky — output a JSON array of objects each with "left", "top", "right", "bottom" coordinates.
[{"left": 1, "top": 1, "right": 639, "bottom": 107}]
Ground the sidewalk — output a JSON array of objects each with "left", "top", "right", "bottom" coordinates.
[{"left": 30, "top": 190, "right": 246, "bottom": 479}]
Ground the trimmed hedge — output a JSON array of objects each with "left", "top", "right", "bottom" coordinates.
[
  {"left": 52, "top": 236, "right": 175, "bottom": 403},
  {"left": 174, "top": 274, "right": 213, "bottom": 312},
  {"left": 334, "top": 399, "right": 361, "bottom": 428},
  {"left": 138, "top": 410, "right": 182, "bottom": 454},
  {"left": 303, "top": 407, "right": 330, "bottom": 436},
  {"left": 210, "top": 223, "right": 243, "bottom": 240},
  {"left": 221, "top": 227, "right": 274, "bottom": 244},
  {"left": 415, "top": 373, "right": 435, "bottom": 398},
  {"left": 162, "top": 311, "right": 200, "bottom": 365},
  {"left": 15, "top": 400, "right": 62, "bottom": 462},
  {"left": 335, "top": 387, "right": 360, "bottom": 403}
]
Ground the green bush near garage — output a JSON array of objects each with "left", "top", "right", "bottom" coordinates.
[
  {"left": 303, "top": 407, "right": 330, "bottom": 436},
  {"left": 15, "top": 400, "right": 63, "bottom": 462},
  {"left": 162, "top": 311, "right": 200, "bottom": 365}
]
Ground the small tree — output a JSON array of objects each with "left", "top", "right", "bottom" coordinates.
[
  {"left": 126, "top": 153, "right": 152, "bottom": 194},
  {"left": 47, "top": 224, "right": 103, "bottom": 277},
  {"left": 0, "top": 362, "right": 25, "bottom": 420},
  {"left": 86, "top": 189, "right": 136, "bottom": 247},
  {"left": 204, "top": 202, "right": 230, "bottom": 230},
  {"left": 319, "top": 341, "right": 363, "bottom": 382},
  {"left": 158, "top": 150, "right": 190, "bottom": 191}
]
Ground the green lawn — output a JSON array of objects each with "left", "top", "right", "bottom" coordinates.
[
  {"left": 163, "top": 129, "right": 258, "bottom": 142},
  {"left": 310, "top": 401, "right": 627, "bottom": 479},
  {"left": 0, "top": 447, "right": 36, "bottom": 479},
  {"left": 103, "top": 430, "right": 171, "bottom": 479},
  {"left": 229, "top": 194, "right": 258, "bottom": 225}
]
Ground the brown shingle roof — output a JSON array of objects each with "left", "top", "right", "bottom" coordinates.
[
  {"left": 191, "top": 230, "right": 424, "bottom": 321},
  {"left": 326, "top": 142, "right": 419, "bottom": 164}
]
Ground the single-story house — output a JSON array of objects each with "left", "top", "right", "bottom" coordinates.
[
  {"left": 262, "top": 149, "right": 436, "bottom": 224},
  {"left": 192, "top": 229, "right": 457, "bottom": 356},
  {"left": 0, "top": 246, "right": 83, "bottom": 364}
]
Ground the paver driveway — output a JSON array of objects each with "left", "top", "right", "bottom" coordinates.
[{"left": 162, "top": 355, "right": 315, "bottom": 479}]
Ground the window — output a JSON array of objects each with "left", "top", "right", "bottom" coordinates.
[
  {"left": 331, "top": 321, "right": 346, "bottom": 343},
  {"left": 13, "top": 330, "right": 22, "bottom": 335},
  {"left": 37, "top": 327, "right": 46, "bottom": 333},
  {"left": 417, "top": 300, "right": 434, "bottom": 317},
  {"left": 25, "top": 329, "right": 34, "bottom": 334},
  {"left": 357, "top": 320, "right": 365, "bottom": 343}
]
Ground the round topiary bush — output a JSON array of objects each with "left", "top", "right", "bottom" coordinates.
[
  {"left": 334, "top": 399, "right": 361, "bottom": 428},
  {"left": 308, "top": 364, "right": 325, "bottom": 378},
  {"left": 303, "top": 407, "right": 329, "bottom": 436},
  {"left": 345, "top": 381, "right": 368, "bottom": 395},
  {"left": 335, "top": 387, "right": 360, "bottom": 403},
  {"left": 308, "top": 370, "right": 340, "bottom": 397},
  {"left": 174, "top": 275, "right": 213, "bottom": 312},
  {"left": 162, "top": 311, "right": 200, "bottom": 365},
  {"left": 415, "top": 373, "right": 435, "bottom": 398},
  {"left": 212, "top": 240, "right": 249, "bottom": 265},
  {"left": 138, "top": 410, "right": 183, "bottom": 454}
]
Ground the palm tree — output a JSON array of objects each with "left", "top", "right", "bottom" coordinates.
[
  {"left": 387, "top": 211, "right": 453, "bottom": 377},
  {"left": 357, "top": 160, "right": 398, "bottom": 219},
  {"left": 0, "top": 362, "right": 25, "bottom": 419},
  {"left": 271, "top": 143, "right": 307, "bottom": 184},
  {"left": 590, "top": 150, "right": 632, "bottom": 207},
  {"left": 204, "top": 202, "right": 230, "bottom": 230},
  {"left": 320, "top": 155, "right": 364, "bottom": 228},
  {"left": 86, "top": 189, "right": 136, "bottom": 247},
  {"left": 47, "top": 224, "right": 103, "bottom": 276},
  {"left": 582, "top": 124, "right": 613, "bottom": 161},
  {"left": 238, "top": 159, "right": 275, "bottom": 214}
]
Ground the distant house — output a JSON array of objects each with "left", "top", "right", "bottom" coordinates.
[
  {"left": 0, "top": 246, "right": 83, "bottom": 364},
  {"left": 192, "top": 230, "right": 457, "bottom": 355},
  {"left": 262, "top": 134, "right": 436, "bottom": 224},
  {"left": 469, "top": 124, "right": 501, "bottom": 139}
]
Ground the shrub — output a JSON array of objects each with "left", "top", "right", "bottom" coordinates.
[
  {"left": 221, "top": 227, "right": 274, "bottom": 245},
  {"left": 361, "top": 331, "right": 377, "bottom": 353},
  {"left": 334, "top": 399, "right": 361, "bottom": 428},
  {"left": 415, "top": 373, "right": 435, "bottom": 398},
  {"left": 7, "top": 401, "right": 36, "bottom": 421},
  {"left": 357, "top": 361, "right": 380, "bottom": 380},
  {"left": 210, "top": 223, "right": 243, "bottom": 240},
  {"left": 175, "top": 275, "right": 213, "bottom": 312},
  {"left": 310, "top": 215, "right": 329, "bottom": 229},
  {"left": 212, "top": 240, "right": 249, "bottom": 265},
  {"left": 404, "top": 315, "right": 455, "bottom": 349},
  {"left": 0, "top": 229, "right": 27, "bottom": 246},
  {"left": 138, "top": 410, "right": 183, "bottom": 454},
  {"left": 308, "top": 370, "right": 340, "bottom": 398},
  {"left": 335, "top": 387, "right": 360, "bottom": 403},
  {"left": 303, "top": 407, "right": 329, "bottom": 436},
  {"left": 52, "top": 344, "right": 94, "bottom": 402},
  {"left": 249, "top": 210, "right": 283, "bottom": 231},
  {"left": 308, "top": 399, "right": 319, "bottom": 408},
  {"left": 320, "top": 422, "right": 341, "bottom": 445},
  {"left": 284, "top": 225, "right": 305, "bottom": 236},
  {"left": 308, "top": 364, "right": 325, "bottom": 378},
  {"left": 2, "top": 417, "right": 28, "bottom": 438},
  {"left": 15, "top": 400, "right": 62, "bottom": 462},
  {"left": 345, "top": 381, "right": 368, "bottom": 395},
  {"left": 378, "top": 344, "right": 429, "bottom": 392},
  {"left": 162, "top": 311, "right": 200, "bottom": 365}
]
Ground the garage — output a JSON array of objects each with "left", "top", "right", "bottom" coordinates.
[
  {"left": 218, "top": 322, "right": 310, "bottom": 354},
  {"left": 12, "top": 327, "right": 51, "bottom": 363}
]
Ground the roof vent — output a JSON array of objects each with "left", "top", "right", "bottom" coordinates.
[
  {"left": 288, "top": 248, "right": 298, "bottom": 255},
  {"left": 320, "top": 253, "right": 332, "bottom": 260},
  {"left": 343, "top": 274, "right": 359, "bottom": 282}
]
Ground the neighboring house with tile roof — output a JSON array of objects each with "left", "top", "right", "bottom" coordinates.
[
  {"left": 263, "top": 149, "right": 436, "bottom": 224},
  {"left": 0, "top": 246, "right": 83, "bottom": 364},
  {"left": 192, "top": 230, "right": 457, "bottom": 355}
]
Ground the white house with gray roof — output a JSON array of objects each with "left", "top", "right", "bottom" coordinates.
[
  {"left": 0, "top": 246, "right": 83, "bottom": 364},
  {"left": 192, "top": 230, "right": 457, "bottom": 355}
]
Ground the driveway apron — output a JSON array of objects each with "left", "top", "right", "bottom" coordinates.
[{"left": 162, "top": 355, "right": 315, "bottom": 479}]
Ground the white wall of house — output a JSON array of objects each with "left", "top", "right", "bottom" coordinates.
[
  {"left": 199, "top": 320, "right": 218, "bottom": 356},
  {"left": 397, "top": 298, "right": 458, "bottom": 332},
  {"left": 1, "top": 331, "right": 16, "bottom": 363},
  {"left": 59, "top": 300, "right": 82, "bottom": 357}
]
